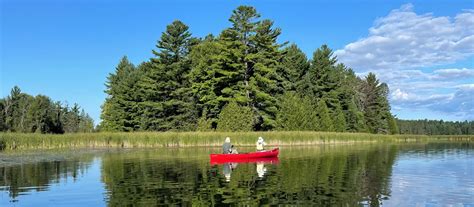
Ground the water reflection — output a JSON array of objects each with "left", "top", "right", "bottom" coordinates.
[
  {"left": 256, "top": 162, "right": 266, "bottom": 178},
  {"left": 0, "top": 153, "right": 95, "bottom": 200},
  {"left": 0, "top": 143, "right": 472, "bottom": 206},
  {"left": 222, "top": 163, "right": 237, "bottom": 181},
  {"left": 99, "top": 146, "right": 398, "bottom": 206},
  {"left": 215, "top": 157, "right": 279, "bottom": 181}
]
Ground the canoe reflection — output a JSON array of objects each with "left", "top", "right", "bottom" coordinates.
[
  {"left": 210, "top": 156, "right": 279, "bottom": 165},
  {"left": 211, "top": 157, "right": 279, "bottom": 182}
]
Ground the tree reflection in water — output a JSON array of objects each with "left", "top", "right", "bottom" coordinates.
[
  {"left": 0, "top": 153, "right": 95, "bottom": 200},
  {"left": 101, "top": 145, "right": 398, "bottom": 206},
  {"left": 1, "top": 143, "right": 471, "bottom": 206}
]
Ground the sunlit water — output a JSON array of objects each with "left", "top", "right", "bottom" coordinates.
[{"left": 0, "top": 142, "right": 472, "bottom": 206}]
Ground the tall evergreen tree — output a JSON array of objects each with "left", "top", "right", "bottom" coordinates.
[
  {"left": 138, "top": 20, "right": 197, "bottom": 131},
  {"left": 276, "top": 44, "right": 310, "bottom": 91},
  {"left": 189, "top": 36, "right": 246, "bottom": 125},
  {"left": 362, "top": 73, "right": 392, "bottom": 134},
  {"left": 63, "top": 103, "right": 81, "bottom": 133},
  {"left": 248, "top": 19, "right": 282, "bottom": 129},
  {"left": 298, "top": 45, "right": 339, "bottom": 101},
  {"left": 101, "top": 56, "right": 138, "bottom": 131},
  {"left": 226, "top": 6, "right": 282, "bottom": 130}
]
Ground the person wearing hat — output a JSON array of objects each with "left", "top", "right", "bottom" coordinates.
[
  {"left": 223, "top": 137, "right": 232, "bottom": 154},
  {"left": 256, "top": 136, "right": 267, "bottom": 151}
]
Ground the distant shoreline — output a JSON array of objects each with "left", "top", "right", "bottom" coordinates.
[{"left": 1, "top": 131, "right": 472, "bottom": 151}]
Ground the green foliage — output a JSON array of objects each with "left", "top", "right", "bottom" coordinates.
[
  {"left": 189, "top": 38, "right": 246, "bottom": 121},
  {"left": 316, "top": 99, "right": 334, "bottom": 131},
  {"left": 361, "top": 73, "right": 392, "bottom": 134},
  {"left": 25, "top": 95, "right": 54, "bottom": 133},
  {"left": 397, "top": 119, "right": 474, "bottom": 135},
  {"left": 217, "top": 102, "right": 254, "bottom": 131},
  {"left": 196, "top": 109, "right": 213, "bottom": 132},
  {"left": 136, "top": 20, "right": 197, "bottom": 131},
  {"left": 333, "top": 104, "right": 347, "bottom": 132},
  {"left": 78, "top": 110, "right": 95, "bottom": 133},
  {"left": 101, "top": 56, "right": 140, "bottom": 132},
  {"left": 346, "top": 100, "right": 368, "bottom": 132},
  {"left": 276, "top": 92, "right": 318, "bottom": 131},
  {"left": 387, "top": 113, "right": 399, "bottom": 134},
  {"left": 298, "top": 45, "right": 339, "bottom": 100},
  {"left": 0, "top": 100, "right": 6, "bottom": 131},
  {"left": 276, "top": 44, "right": 309, "bottom": 91},
  {"left": 0, "top": 86, "right": 93, "bottom": 133},
  {"left": 96, "top": 5, "right": 401, "bottom": 134}
]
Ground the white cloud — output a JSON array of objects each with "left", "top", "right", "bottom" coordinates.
[
  {"left": 431, "top": 68, "right": 474, "bottom": 80},
  {"left": 335, "top": 4, "right": 474, "bottom": 71},
  {"left": 392, "top": 88, "right": 410, "bottom": 101},
  {"left": 456, "top": 84, "right": 474, "bottom": 90},
  {"left": 336, "top": 4, "right": 474, "bottom": 120}
]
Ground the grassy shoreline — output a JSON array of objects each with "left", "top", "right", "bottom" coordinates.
[{"left": 1, "top": 131, "right": 473, "bottom": 150}]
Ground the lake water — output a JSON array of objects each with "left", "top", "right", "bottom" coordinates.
[{"left": 0, "top": 142, "right": 473, "bottom": 206}]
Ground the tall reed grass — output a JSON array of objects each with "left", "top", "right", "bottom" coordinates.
[{"left": 0, "top": 131, "right": 472, "bottom": 150}]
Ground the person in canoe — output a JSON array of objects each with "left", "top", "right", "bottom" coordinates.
[
  {"left": 223, "top": 137, "right": 232, "bottom": 154},
  {"left": 256, "top": 136, "right": 267, "bottom": 151}
]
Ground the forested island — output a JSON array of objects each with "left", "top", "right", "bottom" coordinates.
[
  {"left": 100, "top": 6, "right": 396, "bottom": 134},
  {"left": 1, "top": 6, "right": 473, "bottom": 136}
]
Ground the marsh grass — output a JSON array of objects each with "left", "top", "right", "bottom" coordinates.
[{"left": 0, "top": 131, "right": 472, "bottom": 150}]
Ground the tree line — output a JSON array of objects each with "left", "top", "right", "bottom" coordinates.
[
  {"left": 0, "top": 86, "right": 94, "bottom": 133},
  {"left": 397, "top": 119, "right": 474, "bottom": 135},
  {"left": 100, "top": 5, "right": 398, "bottom": 134}
]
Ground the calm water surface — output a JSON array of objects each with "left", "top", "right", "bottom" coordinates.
[{"left": 0, "top": 142, "right": 473, "bottom": 206}]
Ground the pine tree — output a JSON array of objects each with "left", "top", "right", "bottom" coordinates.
[
  {"left": 189, "top": 37, "right": 245, "bottom": 123},
  {"left": 362, "top": 73, "right": 392, "bottom": 134},
  {"left": 276, "top": 92, "right": 318, "bottom": 131},
  {"left": 316, "top": 99, "right": 334, "bottom": 131},
  {"left": 4, "top": 86, "right": 33, "bottom": 132},
  {"left": 276, "top": 44, "right": 310, "bottom": 91},
  {"left": 227, "top": 6, "right": 282, "bottom": 130},
  {"left": 138, "top": 20, "right": 197, "bottom": 131},
  {"left": 333, "top": 103, "right": 347, "bottom": 132},
  {"left": 248, "top": 19, "right": 282, "bottom": 129},
  {"left": 101, "top": 56, "right": 138, "bottom": 131},
  {"left": 298, "top": 45, "right": 339, "bottom": 100}
]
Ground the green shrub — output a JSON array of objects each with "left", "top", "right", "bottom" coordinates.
[{"left": 217, "top": 102, "right": 254, "bottom": 131}]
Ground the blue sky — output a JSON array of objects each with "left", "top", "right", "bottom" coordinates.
[{"left": 1, "top": 0, "right": 473, "bottom": 124}]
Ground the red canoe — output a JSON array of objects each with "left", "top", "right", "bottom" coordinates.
[
  {"left": 210, "top": 148, "right": 279, "bottom": 162},
  {"left": 210, "top": 156, "right": 279, "bottom": 165}
]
